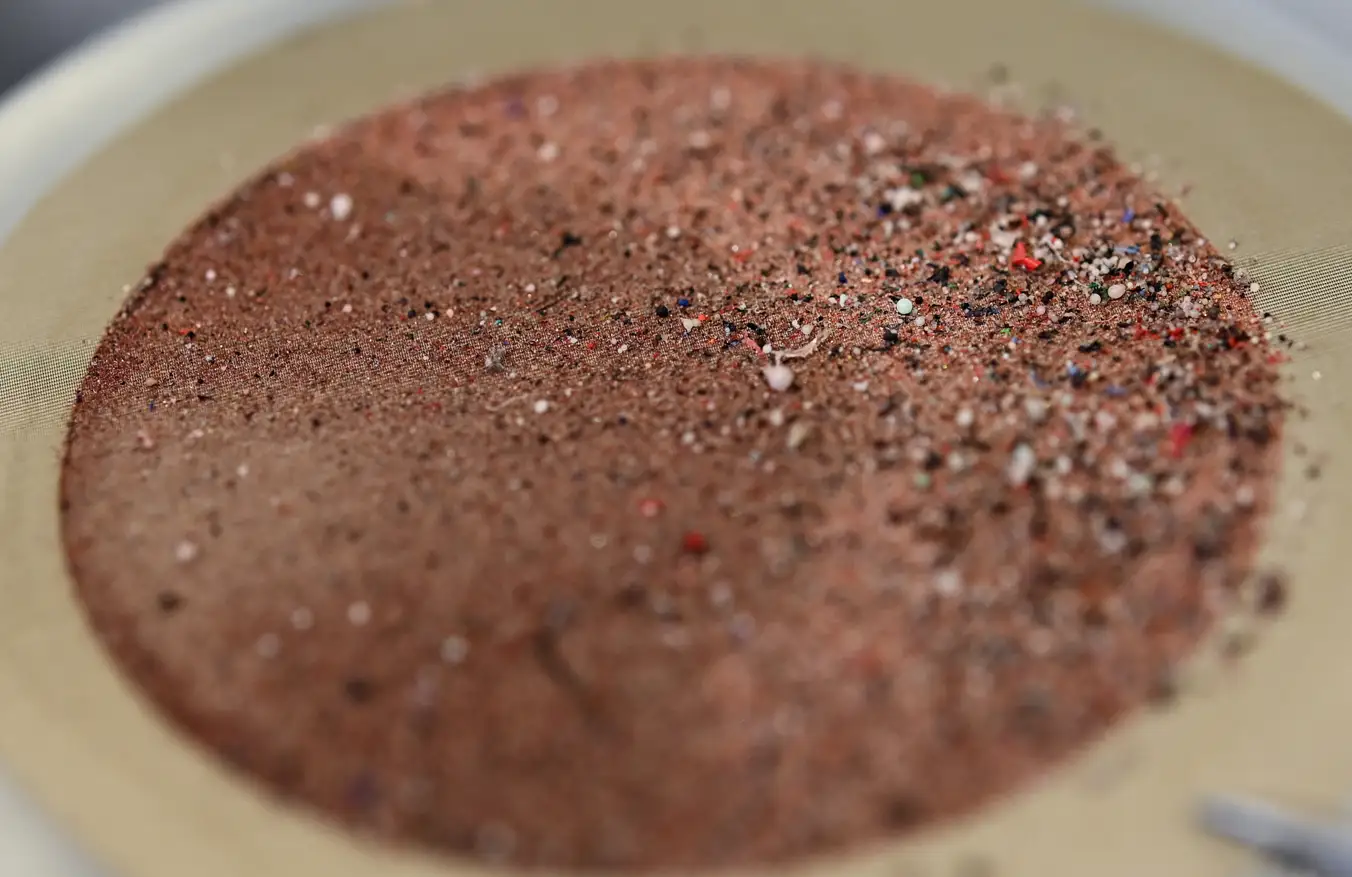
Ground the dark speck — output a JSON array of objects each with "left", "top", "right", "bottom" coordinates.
[
  {"left": 344, "top": 677, "right": 376, "bottom": 704},
  {"left": 882, "top": 793, "right": 925, "bottom": 828},
  {"left": 614, "top": 582, "right": 646, "bottom": 609},
  {"left": 1255, "top": 573, "right": 1287, "bottom": 615},
  {"left": 551, "top": 231, "right": 583, "bottom": 258}
]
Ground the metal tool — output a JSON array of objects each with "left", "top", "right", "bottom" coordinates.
[{"left": 1201, "top": 794, "right": 1352, "bottom": 876}]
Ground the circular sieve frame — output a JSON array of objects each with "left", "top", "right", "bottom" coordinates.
[{"left": 3, "top": 1, "right": 1352, "bottom": 876}]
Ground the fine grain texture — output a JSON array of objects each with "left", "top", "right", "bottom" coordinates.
[{"left": 59, "top": 58, "right": 1286, "bottom": 871}]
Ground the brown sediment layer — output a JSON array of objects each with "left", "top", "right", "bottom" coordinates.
[{"left": 60, "top": 58, "right": 1284, "bottom": 871}]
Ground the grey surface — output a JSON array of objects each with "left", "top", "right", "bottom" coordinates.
[
  {"left": 0, "top": 0, "right": 382, "bottom": 245},
  {"left": 1125, "top": 0, "right": 1352, "bottom": 121},
  {"left": 0, "top": 0, "right": 1350, "bottom": 875},
  {"left": 0, "top": 0, "right": 164, "bottom": 95}
]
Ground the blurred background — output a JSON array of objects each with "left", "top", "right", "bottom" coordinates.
[
  {"left": 5, "top": 0, "right": 1352, "bottom": 102},
  {"left": 0, "top": 0, "right": 163, "bottom": 96}
]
